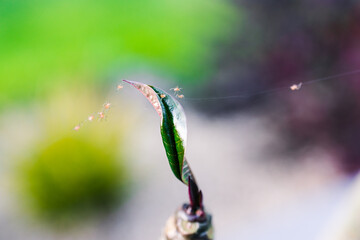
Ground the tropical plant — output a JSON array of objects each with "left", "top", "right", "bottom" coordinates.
[{"left": 125, "top": 80, "right": 213, "bottom": 240}]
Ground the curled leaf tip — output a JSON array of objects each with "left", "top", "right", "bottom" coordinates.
[
  {"left": 122, "top": 79, "right": 138, "bottom": 87},
  {"left": 125, "top": 80, "right": 196, "bottom": 186},
  {"left": 124, "top": 80, "right": 163, "bottom": 118}
]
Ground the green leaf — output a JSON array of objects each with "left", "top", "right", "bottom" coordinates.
[{"left": 124, "top": 80, "right": 193, "bottom": 185}]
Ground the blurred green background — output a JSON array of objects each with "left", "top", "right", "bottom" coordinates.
[
  {"left": 0, "top": 0, "right": 236, "bottom": 106},
  {"left": 20, "top": 135, "right": 127, "bottom": 222}
]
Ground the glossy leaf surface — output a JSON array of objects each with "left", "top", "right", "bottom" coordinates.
[{"left": 124, "top": 80, "right": 193, "bottom": 185}]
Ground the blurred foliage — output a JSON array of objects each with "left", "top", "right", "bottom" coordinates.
[
  {"left": 15, "top": 85, "right": 132, "bottom": 224},
  {"left": 198, "top": 1, "right": 360, "bottom": 173},
  {"left": 0, "top": 0, "right": 238, "bottom": 106},
  {"left": 20, "top": 135, "right": 128, "bottom": 222}
]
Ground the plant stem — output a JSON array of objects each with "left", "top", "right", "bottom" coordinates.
[{"left": 161, "top": 204, "right": 213, "bottom": 240}]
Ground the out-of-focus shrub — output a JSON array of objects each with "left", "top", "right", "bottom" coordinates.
[
  {"left": 14, "top": 85, "right": 132, "bottom": 224},
  {"left": 20, "top": 135, "right": 128, "bottom": 221}
]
